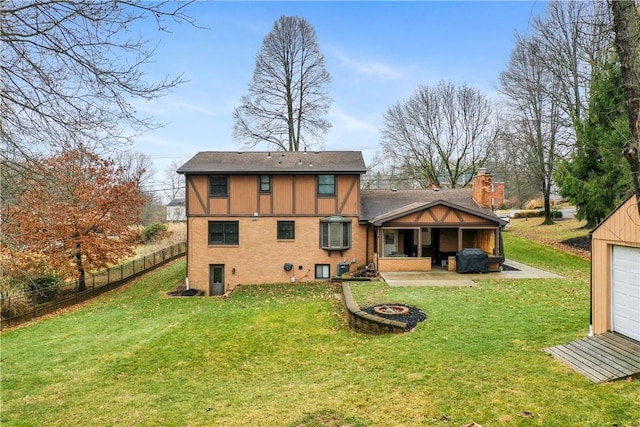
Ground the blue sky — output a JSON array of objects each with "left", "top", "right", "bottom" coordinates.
[{"left": 131, "top": 1, "right": 547, "bottom": 189}]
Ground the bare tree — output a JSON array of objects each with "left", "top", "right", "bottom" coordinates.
[
  {"left": 487, "top": 128, "right": 540, "bottom": 208},
  {"left": 610, "top": 0, "right": 640, "bottom": 212},
  {"left": 380, "top": 81, "right": 498, "bottom": 189},
  {"left": 113, "top": 151, "right": 155, "bottom": 191},
  {"left": 233, "top": 15, "right": 332, "bottom": 152},
  {"left": 499, "top": 36, "right": 567, "bottom": 224},
  {"left": 1, "top": 1, "right": 194, "bottom": 161},
  {"left": 533, "top": 1, "right": 613, "bottom": 132},
  {"left": 164, "top": 159, "right": 186, "bottom": 202}
]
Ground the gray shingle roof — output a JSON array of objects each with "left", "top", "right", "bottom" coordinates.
[
  {"left": 177, "top": 151, "right": 367, "bottom": 174},
  {"left": 360, "top": 188, "right": 500, "bottom": 224}
]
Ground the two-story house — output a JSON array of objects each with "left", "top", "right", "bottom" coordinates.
[{"left": 177, "top": 151, "right": 506, "bottom": 295}]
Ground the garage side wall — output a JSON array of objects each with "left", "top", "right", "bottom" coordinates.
[{"left": 591, "top": 196, "right": 640, "bottom": 335}]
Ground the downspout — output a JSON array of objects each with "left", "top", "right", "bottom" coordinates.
[
  {"left": 588, "top": 232, "right": 593, "bottom": 337},
  {"left": 365, "top": 223, "right": 370, "bottom": 265},
  {"left": 184, "top": 174, "right": 190, "bottom": 291}
]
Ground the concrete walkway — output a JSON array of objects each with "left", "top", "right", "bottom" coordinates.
[{"left": 380, "top": 259, "right": 562, "bottom": 287}]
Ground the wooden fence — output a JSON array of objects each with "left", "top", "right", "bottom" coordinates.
[{"left": 1, "top": 242, "right": 186, "bottom": 328}]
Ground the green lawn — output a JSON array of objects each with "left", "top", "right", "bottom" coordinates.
[{"left": 1, "top": 238, "right": 639, "bottom": 426}]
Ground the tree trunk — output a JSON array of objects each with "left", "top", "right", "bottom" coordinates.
[
  {"left": 76, "top": 243, "right": 86, "bottom": 292},
  {"left": 611, "top": 0, "right": 640, "bottom": 213},
  {"left": 542, "top": 181, "right": 554, "bottom": 225}
]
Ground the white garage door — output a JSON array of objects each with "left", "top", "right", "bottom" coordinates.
[{"left": 612, "top": 246, "right": 640, "bottom": 342}]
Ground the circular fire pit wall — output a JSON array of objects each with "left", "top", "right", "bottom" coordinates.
[{"left": 373, "top": 304, "right": 410, "bottom": 316}]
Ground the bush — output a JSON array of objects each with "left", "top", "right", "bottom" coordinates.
[
  {"left": 551, "top": 210, "right": 563, "bottom": 219},
  {"left": 143, "top": 222, "right": 168, "bottom": 242},
  {"left": 0, "top": 278, "right": 31, "bottom": 319},
  {"left": 27, "top": 275, "right": 62, "bottom": 304},
  {"left": 513, "top": 210, "right": 545, "bottom": 219}
]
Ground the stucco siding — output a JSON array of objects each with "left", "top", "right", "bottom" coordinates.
[
  {"left": 229, "top": 175, "right": 258, "bottom": 213},
  {"left": 273, "top": 176, "right": 294, "bottom": 214},
  {"left": 294, "top": 176, "right": 316, "bottom": 214}
]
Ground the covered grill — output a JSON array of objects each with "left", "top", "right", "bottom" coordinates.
[{"left": 456, "top": 248, "right": 489, "bottom": 273}]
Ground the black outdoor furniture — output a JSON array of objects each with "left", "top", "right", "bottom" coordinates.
[{"left": 456, "top": 248, "right": 489, "bottom": 273}]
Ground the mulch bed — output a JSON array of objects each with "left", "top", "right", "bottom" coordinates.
[{"left": 561, "top": 235, "right": 591, "bottom": 252}]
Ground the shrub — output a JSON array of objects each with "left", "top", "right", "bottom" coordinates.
[
  {"left": 511, "top": 210, "right": 563, "bottom": 220},
  {"left": 513, "top": 210, "right": 545, "bottom": 219},
  {"left": 143, "top": 222, "right": 168, "bottom": 242},
  {"left": 0, "top": 278, "right": 31, "bottom": 319},
  {"left": 27, "top": 275, "right": 62, "bottom": 303},
  {"left": 551, "top": 210, "right": 563, "bottom": 219}
]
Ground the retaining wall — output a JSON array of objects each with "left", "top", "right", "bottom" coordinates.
[{"left": 340, "top": 281, "right": 406, "bottom": 334}]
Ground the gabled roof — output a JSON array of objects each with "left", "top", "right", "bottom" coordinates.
[
  {"left": 591, "top": 194, "right": 638, "bottom": 236},
  {"left": 167, "top": 198, "right": 185, "bottom": 207},
  {"left": 361, "top": 188, "right": 505, "bottom": 226},
  {"left": 177, "top": 151, "right": 367, "bottom": 175}
]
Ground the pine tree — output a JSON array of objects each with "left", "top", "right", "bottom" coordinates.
[{"left": 556, "top": 57, "right": 633, "bottom": 227}]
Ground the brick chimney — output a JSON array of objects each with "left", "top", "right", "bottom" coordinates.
[{"left": 472, "top": 168, "right": 493, "bottom": 209}]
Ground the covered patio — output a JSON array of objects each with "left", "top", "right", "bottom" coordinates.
[{"left": 363, "top": 197, "right": 507, "bottom": 274}]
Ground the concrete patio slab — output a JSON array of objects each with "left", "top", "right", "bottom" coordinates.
[{"left": 380, "top": 259, "right": 562, "bottom": 287}]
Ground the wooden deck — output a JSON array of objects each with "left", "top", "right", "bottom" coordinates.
[{"left": 545, "top": 332, "right": 640, "bottom": 383}]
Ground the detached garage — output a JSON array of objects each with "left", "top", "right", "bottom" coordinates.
[{"left": 591, "top": 195, "right": 640, "bottom": 342}]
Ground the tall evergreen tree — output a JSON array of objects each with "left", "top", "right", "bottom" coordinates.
[{"left": 555, "top": 57, "right": 632, "bottom": 227}]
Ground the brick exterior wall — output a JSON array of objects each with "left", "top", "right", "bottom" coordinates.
[
  {"left": 472, "top": 169, "right": 493, "bottom": 209},
  {"left": 376, "top": 256, "right": 432, "bottom": 272},
  {"left": 492, "top": 181, "right": 505, "bottom": 209},
  {"left": 187, "top": 216, "right": 368, "bottom": 294}
]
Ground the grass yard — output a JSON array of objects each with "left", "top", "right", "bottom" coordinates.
[{"left": 2, "top": 225, "right": 639, "bottom": 426}]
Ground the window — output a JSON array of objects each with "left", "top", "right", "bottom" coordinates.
[
  {"left": 320, "top": 216, "right": 351, "bottom": 250},
  {"left": 208, "top": 221, "right": 238, "bottom": 245},
  {"left": 259, "top": 175, "right": 271, "bottom": 193},
  {"left": 277, "top": 221, "right": 295, "bottom": 240},
  {"left": 317, "top": 175, "right": 335, "bottom": 196},
  {"left": 315, "top": 264, "right": 330, "bottom": 279},
  {"left": 209, "top": 176, "right": 228, "bottom": 197}
]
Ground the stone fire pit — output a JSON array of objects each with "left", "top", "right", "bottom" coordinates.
[
  {"left": 373, "top": 304, "right": 410, "bottom": 316},
  {"left": 363, "top": 303, "right": 427, "bottom": 331}
]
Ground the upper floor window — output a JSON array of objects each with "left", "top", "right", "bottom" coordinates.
[
  {"left": 277, "top": 221, "right": 295, "bottom": 240},
  {"left": 259, "top": 175, "right": 271, "bottom": 193},
  {"left": 209, "top": 176, "right": 228, "bottom": 197},
  {"left": 320, "top": 216, "right": 351, "bottom": 250},
  {"left": 317, "top": 175, "right": 335, "bottom": 196},
  {"left": 208, "top": 221, "right": 238, "bottom": 245}
]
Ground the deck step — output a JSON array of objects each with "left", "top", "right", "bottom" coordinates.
[{"left": 545, "top": 332, "right": 640, "bottom": 383}]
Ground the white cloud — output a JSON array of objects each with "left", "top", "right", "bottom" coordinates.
[
  {"left": 329, "top": 108, "right": 380, "bottom": 135},
  {"left": 331, "top": 49, "right": 404, "bottom": 80},
  {"left": 134, "top": 98, "right": 221, "bottom": 118}
]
